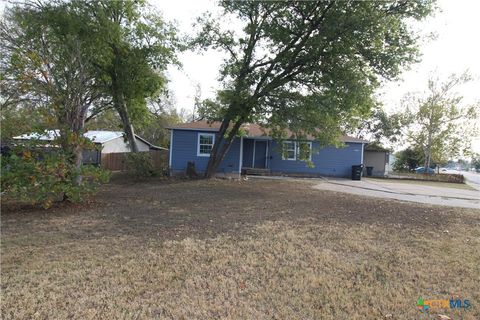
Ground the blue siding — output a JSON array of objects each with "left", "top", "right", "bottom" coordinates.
[
  {"left": 170, "top": 129, "right": 241, "bottom": 175},
  {"left": 268, "top": 141, "right": 363, "bottom": 177},
  {"left": 170, "top": 129, "right": 363, "bottom": 178}
]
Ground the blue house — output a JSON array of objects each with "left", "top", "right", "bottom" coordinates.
[{"left": 167, "top": 121, "right": 367, "bottom": 178}]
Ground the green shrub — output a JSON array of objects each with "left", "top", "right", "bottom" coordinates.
[
  {"left": 125, "top": 152, "right": 156, "bottom": 179},
  {"left": 1, "top": 148, "right": 110, "bottom": 208}
]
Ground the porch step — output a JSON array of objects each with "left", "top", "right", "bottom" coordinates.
[{"left": 243, "top": 168, "right": 271, "bottom": 176}]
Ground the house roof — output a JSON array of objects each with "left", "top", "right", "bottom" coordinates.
[
  {"left": 14, "top": 130, "right": 124, "bottom": 144},
  {"left": 13, "top": 130, "right": 167, "bottom": 149},
  {"left": 167, "top": 121, "right": 368, "bottom": 143},
  {"left": 84, "top": 131, "right": 124, "bottom": 143},
  {"left": 14, "top": 130, "right": 61, "bottom": 142}
]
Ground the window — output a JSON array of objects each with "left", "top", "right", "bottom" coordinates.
[
  {"left": 297, "top": 141, "right": 312, "bottom": 161},
  {"left": 197, "top": 133, "right": 215, "bottom": 156},
  {"left": 282, "top": 141, "right": 296, "bottom": 160},
  {"left": 282, "top": 141, "right": 312, "bottom": 161}
]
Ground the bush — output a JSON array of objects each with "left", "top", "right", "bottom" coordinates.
[
  {"left": 125, "top": 152, "right": 156, "bottom": 179},
  {"left": 393, "top": 147, "right": 423, "bottom": 172},
  {"left": 1, "top": 148, "right": 110, "bottom": 208}
]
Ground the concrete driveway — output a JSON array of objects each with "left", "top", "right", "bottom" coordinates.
[{"left": 313, "top": 177, "right": 480, "bottom": 209}]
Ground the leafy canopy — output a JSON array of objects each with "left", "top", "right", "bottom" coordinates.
[
  {"left": 0, "top": 0, "right": 107, "bottom": 138},
  {"left": 0, "top": 0, "right": 110, "bottom": 180},
  {"left": 81, "top": 0, "right": 180, "bottom": 128},
  {"left": 195, "top": 0, "right": 435, "bottom": 144},
  {"left": 346, "top": 105, "right": 413, "bottom": 147}
]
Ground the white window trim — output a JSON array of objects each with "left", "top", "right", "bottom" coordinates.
[
  {"left": 282, "top": 141, "right": 297, "bottom": 161},
  {"left": 282, "top": 141, "right": 312, "bottom": 161},
  {"left": 197, "top": 132, "right": 215, "bottom": 157},
  {"left": 297, "top": 141, "right": 313, "bottom": 161}
]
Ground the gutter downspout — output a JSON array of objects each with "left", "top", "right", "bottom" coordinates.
[
  {"left": 239, "top": 136, "right": 244, "bottom": 177},
  {"left": 169, "top": 130, "right": 173, "bottom": 176},
  {"left": 360, "top": 143, "right": 364, "bottom": 164}
]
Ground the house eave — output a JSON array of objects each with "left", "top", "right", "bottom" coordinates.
[{"left": 166, "top": 127, "right": 219, "bottom": 132}]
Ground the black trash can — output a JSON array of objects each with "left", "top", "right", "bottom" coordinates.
[
  {"left": 351, "top": 165, "right": 364, "bottom": 180},
  {"left": 366, "top": 166, "right": 374, "bottom": 176}
]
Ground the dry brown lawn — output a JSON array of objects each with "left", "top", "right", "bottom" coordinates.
[{"left": 1, "top": 178, "right": 479, "bottom": 319}]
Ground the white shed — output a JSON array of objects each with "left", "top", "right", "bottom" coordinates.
[{"left": 83, "top": 131, "right": 152, "bottom": 153}]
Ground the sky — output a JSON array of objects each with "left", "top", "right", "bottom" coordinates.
[{"left": 156, "top": 0, "right": 480, "bottom": 154}]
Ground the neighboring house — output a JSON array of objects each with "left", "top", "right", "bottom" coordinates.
[
  {"left": 363, "top": 143, "right": 390, "bottom": 176},
  {"left": 13, "top": 130, "right": 165, "bottom": 165},
  {"left": 167, "top": 121, "right": 367, "bottom": 178}
]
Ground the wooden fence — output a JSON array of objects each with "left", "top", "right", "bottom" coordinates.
[{"left": 100, "top": 150, "right": 168, "bottom": 171}]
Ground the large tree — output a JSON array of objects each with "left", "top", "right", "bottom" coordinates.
[
  {"left": 406, "top": 73, "right": 479, "bottom": 170},
  {"left": 0, "top": 1, "right": 107, "bottom": 184},
  {"left": 82, "top": 0, "right": 178, "bottom": 152},
  {"left": 194, "top": 0, "right": 435, "bottom": 178}
]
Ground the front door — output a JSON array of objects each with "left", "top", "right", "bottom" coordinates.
[{"left": 253, "top": 140, "right": 267, "bottom": 168}]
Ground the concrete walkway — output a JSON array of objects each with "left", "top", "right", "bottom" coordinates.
[{"left": 313, "top": 177, "right": 480, "bottom": 209}]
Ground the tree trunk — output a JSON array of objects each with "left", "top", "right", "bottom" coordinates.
[
  {"left": 74, "top": 144, "right": 83, "bottom": 185},
  {"left": 112, "top": 76, "right": 139, "bottom": 152},
  {"left": 118, "top": 106, "right": 139, "bottom": 153},
  {"left": 58, "top": 126, "right": 84, "bottom": 202},
  {"left": 61, "top": 143, "right": 83, "bottom": 202},
  {"left": 204, "top": 118, "right": 243, "bottom": 178},
  {"left": 204, "top": 117, "right": 230, "bottom": 178},
  {"left": 111, "top": 44, "right": 139, "bottom": 153},
  {"left": 59, "top": 102, "right": 86, "bottom": 188},
  {"left": 423, "top": 131, "right": 433, "bottom": 171},
  {"left": 423, "top": 154, "right": 431, "bottom": 172}
]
